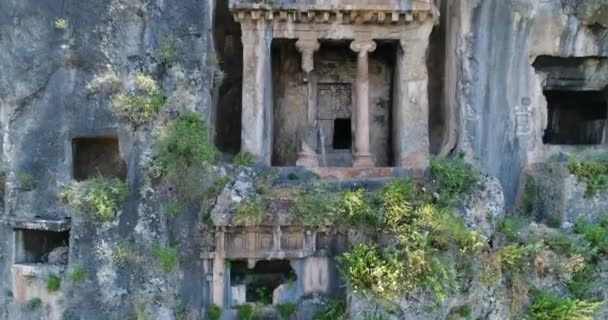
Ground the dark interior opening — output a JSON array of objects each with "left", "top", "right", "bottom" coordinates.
[
  {"left": 332, "top": 118, "right": 352, "bottom": 150},
  {"left": 230, "top": 260, "right": 296, "bottom": 305},
  {"left": 213, "top": 0, "right": 243, "bottom": 156},
  {"left": 542, "top": 90, "right": 607, "bottom": 145},
  {"left": 15, "top": 229, "right": 69, "bottom": 264},
  {"left": 72, "top": 137, "right": 126, "bottom": 180}
]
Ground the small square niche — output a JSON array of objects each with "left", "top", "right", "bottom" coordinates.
[
  {"left": 72, "top": 137, "right": 126, "bottom": 180},
  {"left": 14, "top": 228, "right": 70, "bottom": 265}
]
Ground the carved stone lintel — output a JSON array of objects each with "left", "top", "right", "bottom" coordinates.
[{"left": 295, "top": 38, "right": 321, "bottom": 74}]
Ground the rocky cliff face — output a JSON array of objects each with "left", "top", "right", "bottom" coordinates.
[
  {"left": 0, "top": 0, "right": 216, "bottom": 318},
  {"left": 0, "top": 0, "right": 607, "bottom": 319},
  {"left": 442, "top": 0, "right": 608, "bottom": 204}
]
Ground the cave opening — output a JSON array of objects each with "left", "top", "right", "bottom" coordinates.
[
  {"left": 542, "top": 90, "right": 607, "bottom": 145},
  {"left": 229, "top": 260, "right": 296, "bottom": 306},
  {"left": 14, "top": 229, "right": 69, "bottom": 264},
  {"left": 72, "top": 137, "right": 126, "bottom": 180}
]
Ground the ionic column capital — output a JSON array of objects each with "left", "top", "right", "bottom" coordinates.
[
  {"left": 350, "top": 39, "right": 377, "bottom": 55},
  {"left": 295, "top": 38, "right": 321, "bottom": 74}
]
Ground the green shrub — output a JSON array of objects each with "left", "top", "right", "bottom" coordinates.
[
  {"left": 528, "top": 290, "right": 600, "bottom": 320},
  {"left": 151, "top": 245, "right": 178, "bottom": 272},
  {"left": 68, "top": 266, "right": 87, "bottom": 283},
  {"left": 17, "top": 172, "right": 36, "bottom": 190},
  {"left": 162, "top": 202, "right": 179, "bottom": 216},
  {"left": 567, "top": 156, "right": 608, "bottom": 197},
  {"left": 113, "top": 73, "right": 167, "bottom": 125},
  {"left": 276, "top": 303, "right": 297, "bottom": 319},
  {"left": 293, "top": 191, "right": 341, "bottom": 227},
  {"left": 430, "top": 156, "right": 478, "bottom": 207},
  {"left": 114, "top": 242, "right": 130, "bottom": 266},
  {"left": 337, "top": 243, "right": 406, "bottom": 302},
  {"left": 497, "top": 218, "right": 517, "bottom": 240},
  {"left": 60, "top": 175, "right": 128, "bottom": 221},
  {"left": 313, "top": 299, "right": 347, "bottom": 320},
  {"left": 205, "top": 304, "right": 222, "bottom": 320},
  {"left": 287, "top": 173, "right": 299, "bottom": 181},
  {"left": 46, "top": 274, "right": 61, "bottom": 292},
  {"left": 381, "top": 179, "right": 415, "bottom": 225},
  {"left": 233, "top": 152, "right": 254, "bottom": 166},
  {"left": 25, "top": 298, "right": 42, "bottom": 310},
  {"left": 233, "top": 198, "right": 266, "bottom": 226},
  {"left": 153, "top": 113, "right": 217, "bottom": 198},
  {"left": 237, "top": 303, "right": 261, "bottom": 320},
  {"left": 159, "top": 38, "right": 177, "bottom": 64},
  {"left": 574, "top": 218, "right": 608, "bottom": 255},
  {"left": 335, "top": 189, "right": 378, "bottom": 227},
  {"left": 497, "top": 244, "right": 529, "bottom": 272}
]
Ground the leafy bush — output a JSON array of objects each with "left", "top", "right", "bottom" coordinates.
[
  {"left": 497, "top": 244, "right": 529, "bottom": 272},
  {"left": 313, "top": 299, "right": 347, "bottom": 320},
  {"left": 237, "top": 303, "right": 261, "bottom": 320},
  {"left": 430, "top": 156, "right": 479, "bottom": 206},
  {"left": 113, "top": 73, "right": 167, "bottom": 125},
  {"left": 497, "top": 218, "right": 517, "bottom": 240},
  {"left": 159, "top": 38, "right": 177, "bottom": 65},
  {"left": 153, "top": 113, "right": 217, "bottom": 198},
  {"left": 233, "top": 198, "right": 266, "bottom": 226},
  {"left": 162, "top": 202, "right": 179, "bottom": 216},
  {"left": 25, "top": 298, "right": 42, "bottom": 310},
  {"left": 46, "top": 274, "right": 61, "bottom": 292},
  {"left": 151, "top": 245, "right": 178, "bottom": 272},
  {"left": 337, "top": 243, "right": 406, "bottom": 302},
  {"left": 335, "top": 189, "right": 378, "bottom": 227},
  {"left": 293, "top": 191, "right": 341, "bottom": 227},
  {"left": 574, "top": 217, "right": 608, "bottom": 255},
  {"left": 233, "top": 152, "right": 254, "bottom": 166},
  {"left": 567, "top": 156, "right": 608, "bottom": 197},
  {"left": 528, "top": 290, "right": 600, "bottom": 320},
  {"left": 60, "top": 175, "right": 128, "bottom": 221},
  {"left": 68, "top": 266, "right": 87, "bottom": 283},
  {"left": 276, "top": 303, "right": 297, "bottom": 319},
  {"left": 205, "top": 304, "right": 222, "bottom": 320}
]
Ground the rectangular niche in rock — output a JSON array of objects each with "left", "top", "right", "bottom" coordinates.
[
  {"left": 14, "top": 228, "right": 69, "bottom": 265},
  {"left": 543, "top": 90, "right": 607, "bottom": 145},
  {"left": 533, "top": 56, "right": 608, "bottom": 146},
  {"left": 72, "top": 137, "right": 126, "bottom": 180}
]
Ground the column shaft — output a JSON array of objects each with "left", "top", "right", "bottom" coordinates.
[
  {"left": 350, "top": 39, "right": 377, "bottom": 168},
  {"left": 241, "top": 22, "right": 273, "bottom": 165}
]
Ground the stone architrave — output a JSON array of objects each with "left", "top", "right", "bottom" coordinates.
[
  {"left": 350, "top": 39, "right": 377, "bottom": 168},
  {"left": 240, "top": 19, "right": 273, "bottom": 165}
]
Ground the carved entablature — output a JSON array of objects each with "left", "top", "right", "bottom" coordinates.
[
  {"left": 222, "top": 227, "right": 346, "bottom": 260},
  {"left": 229, "top": 0, "right": 437, "bottom": 26}
]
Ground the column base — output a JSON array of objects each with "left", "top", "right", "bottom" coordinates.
[
  {"left": 352, "top": 154, "right": 374, "bottom": 168},
  {"left": 296, "top": 152, "right": 318, "bottom": 167}
]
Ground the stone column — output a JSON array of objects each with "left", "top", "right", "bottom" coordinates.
[
  {"left": 295, "top": 38, "right": 320, "bottom": 167},
  {"left": 240, "top": 20, "right": 273, "bottom": 165},
  {"left": 350, "top": 39, "right": 377, "bottom": 168},
  {"left": 393, "top": 37, "right": 431, "bottom": 169}
]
